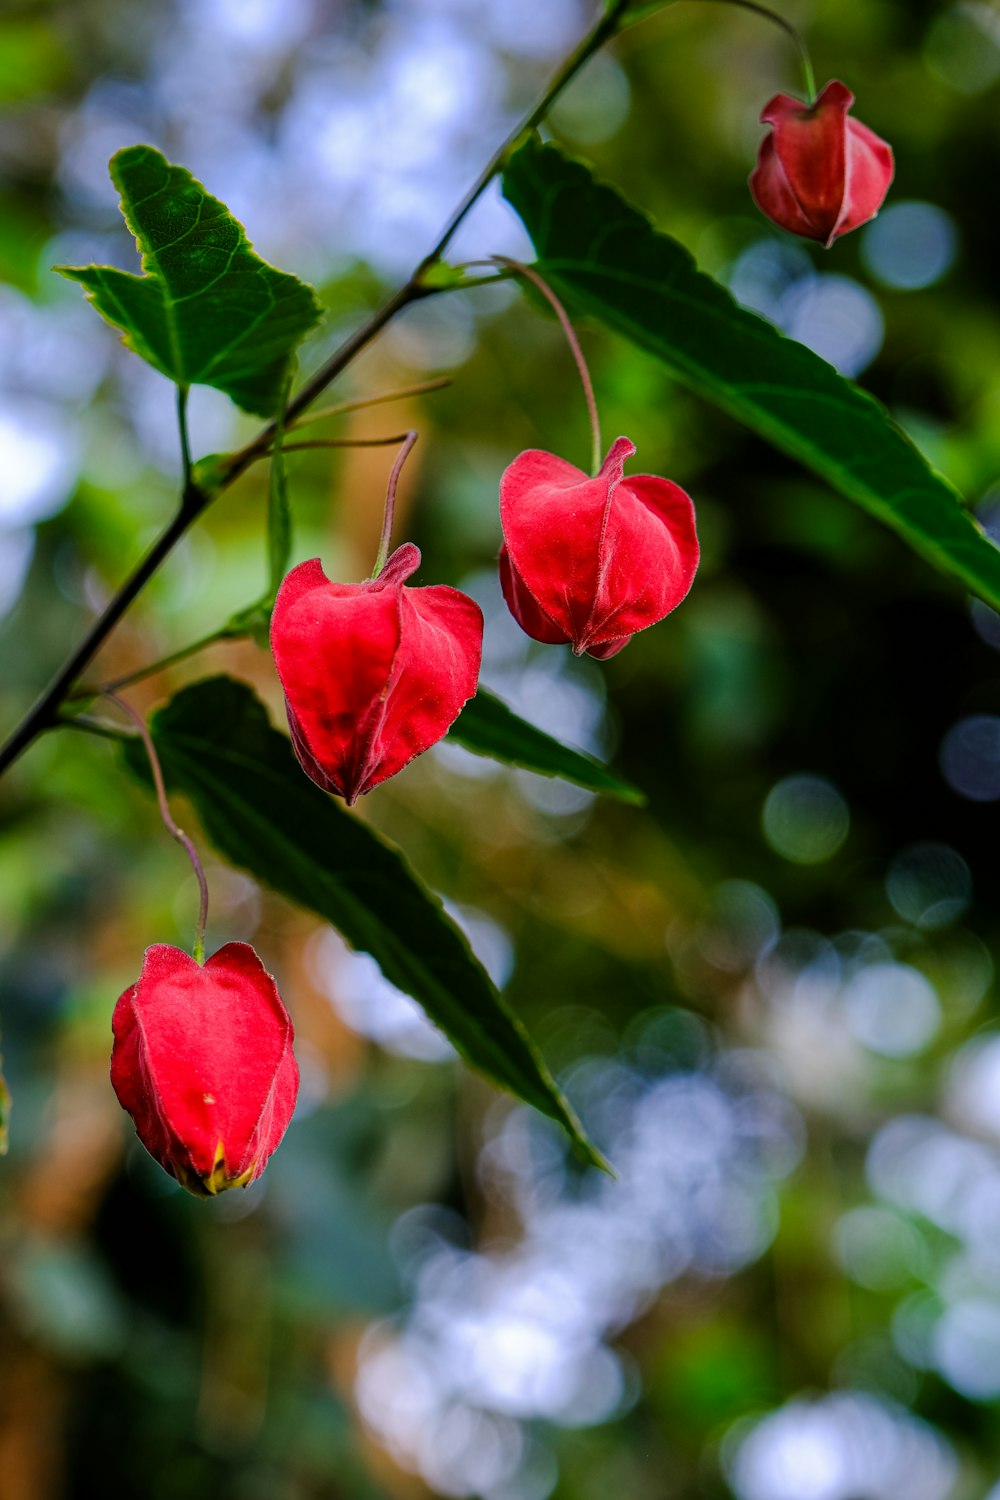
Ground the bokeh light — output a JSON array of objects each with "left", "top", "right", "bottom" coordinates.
[
  {"left": 887, "top": 841, "right": 971, "bottom": 929},
  {"left": 861, "top": 202, "right": 959, "bottom": 291},
  {"left": 940, "top": 715, "right": 1000, "bottom": 801},
  {"left": 728, "top": 1391, "right": 957, "bottom": 1500},
  {"left": 762, "top": 775, "right": 850, "bottom": 864}
]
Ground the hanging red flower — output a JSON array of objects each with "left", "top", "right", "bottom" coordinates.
[
  {"left": 111, "top": 942, "right": 298, "bottom": 1197},
  {"left": 498, "top": 436, "right": 699, "bottom": 660},
  {"left": 271, "top": 542, "right": 484, "bottom": 804},
  {"left": 750, "top": 80, "right": 894, "bottom": 246}
]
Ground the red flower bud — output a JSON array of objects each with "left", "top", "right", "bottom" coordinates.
[
  {"left": 271, "top": 542, "right": 484, "bottom": 804},
  {"left": 111, "top": 942, "right": 298, "bottom": 1197},
  {"left": 750, "top": 80, "right": 894, "bottom": 247},
  {"left": 498, "top": 436, "right": 699, "bottom": 660}
]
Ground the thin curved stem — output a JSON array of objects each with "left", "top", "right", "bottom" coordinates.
[
  {"left": 106, "top": 690, "right": 209, "bottom": 963},
  {"left": 678, "top": 0, "right": 815, "bottom": 101},
  {"left": 373, "top": 432, "right": 418, "bottom": 579},
  {"left": 0, "top": 2, "right": 638, "bottom": 780},
  {"left": 271, "top": 435, "right": 414, "bottom": 456},
  {"left": 72, "top": 623, "right": 250, "bottom": 699},
  {"left": 0, "top": 500, "right": 200, "bottom": 775},
  {"left": 57, "top": 712, "right": 130, "bottom": 743},
  {"left": 495, "top": 257, "right": 603, "bottom": 475},
  {"left": 288, "top": 377, "right": 451, "bottom": 430}
]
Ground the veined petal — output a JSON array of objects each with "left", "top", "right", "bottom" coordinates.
[
  {"left": 110, "top": 942, "right": 298, "bottom": 1194},
  {"left": 272, "top": 545, "right": 484, "bottom": 801}
]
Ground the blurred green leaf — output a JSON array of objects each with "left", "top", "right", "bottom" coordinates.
[
  {"left": 449, "top": 688, "right": 645, "bottom": 803},
  {"left": 56, "top": 145, "right": 322, "bottom": 417},
  {"left": 0, "top": 194, "right": 47, "bottom": 292},
  {"left": 123, "top": 676, "right": 603, "bottom": 1167},
  {"left": 0, "top": 19, "right": 70, "bottom": 104},
  {"left": 502, "top": 138, "right": 1000, "bottom": 611}
]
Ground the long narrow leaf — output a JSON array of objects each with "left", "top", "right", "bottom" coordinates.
[
  {"left": 502, "top": 138, "right": 1000, "bottom": 610},
  {"left": 449, "top": 689, "right": 645, "bottom": 804},
  {"left": 122, "top": 676, "right": 603, "bottom": 1168}
]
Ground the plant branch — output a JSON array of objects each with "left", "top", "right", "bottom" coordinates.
[
  {"left": 72, "top": 623, "right": 250, "bottom": 699},
  {"left": 0, "top": 499, "right": 202, "bottom": 775},
  {"left": 418, "top": 0, "right": 633, "bottom": 267},
  {"left": 271, "top": 435, "right": 415, "bottom": 455},
  {"left": 289, "top": 377, "right": 451, "bottom": 429},
  {"left": 219, "top": 278, "right": 435, "bottom": 490},
  {"left": 0, "top": 286, "right": 427, "bottom": 776},
  {"left": 177, "top": 384, "right": 193, "bottom": 485},
  {"left": 0, "top": 0, "right": 637, "bottom": 779},
  {"left": 57, "top": 712, "right": 131, "bottom": 743}
]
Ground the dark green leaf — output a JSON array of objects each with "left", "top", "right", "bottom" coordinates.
[
  {"left": 123, "top": 676, "right": 603, "bottom": 1168},
  {"left": 502, "top": 138, "right": 1000, "bottom": 611},
  {"left": 57, "top": 145, "right": 322, "bottom": 417},
  {"left": 449, "top": 688, "right": 645, "bottom": 804}
]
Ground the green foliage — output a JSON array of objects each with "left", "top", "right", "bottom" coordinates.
[
  {"left": 502, "top": 138, "right": 1000, "bottom": 611},
  {"left": 56, "top": 146, "right": 322, "bottom": 417},
  {"left": 0, "top": 19, "right": 69, "bottom": 104},
  {"left": 449, "top": 688, "right": 645, "bottom": 803},
  {"left": 121, "top": 676, "right": 603, "bottom": 1167}
]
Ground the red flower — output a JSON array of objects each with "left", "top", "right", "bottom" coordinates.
[
  {"left": 498, "top": 436, "right": 699, "bottom": 660},
  {"left": 271, "top": 542, "right": 484, "bottom": 804},
  {"left": 111, "top": 943, "right": 298, "bottom": 1197},
  {"left": 750, "top": 80, "right": 894, "bottom": 246}
]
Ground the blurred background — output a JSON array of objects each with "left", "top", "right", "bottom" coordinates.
[{"left": 3, "top": 0, "right": 1000, "bottom": 1495}]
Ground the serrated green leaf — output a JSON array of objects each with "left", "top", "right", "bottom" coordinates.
[
  {"left": 502, "top": 139, "right": 1000, "bottom": 611},
  {"left": 122, "top": 676, "right": 604, "bottom": 1169},
  {"left": 449, "top": 688, "right": 645, "bottom": 804},
  {"left": 56, "top": 145, "right": 322, "bottom": 417}
]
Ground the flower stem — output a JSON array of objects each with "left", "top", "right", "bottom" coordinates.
[
  {"left": 71, "top": 623, "right": 249, "bottom": 699},
  {"left": 372, "top": 432, "right": 418, "bottom": 579},
  {"left": 272, "top": 435, "right": 414, "bottom": 455},
  {"left": 106, "top": 691, "right": 209, "bottom": 963},
  {"left": 0, "top": 3, "right": 637, "bottom": 779},
  {"left": 685, "top": 0, "right": 816, "bottom": 101},
  {"left": 495, "top": 257, "right": 603, "bottom": 476},
  {"left": 287, "top": 378, "right": 451, "bottom": 430}
]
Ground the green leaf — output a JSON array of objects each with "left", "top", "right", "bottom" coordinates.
[
  {"left": 56, "top": 145, "right": 323, "bottom": 417},
  {"left": 0, "top": 19, "right": 70, "bottom": 105},
  {"left": 449, "top": 689, "right": 645, "bottom": 804},
  {"left": 122, "top": 676, "right": 604, "bottom": 1169},
  {"left": 502, "top": 138, "right": 1000, "bottom": 611}
]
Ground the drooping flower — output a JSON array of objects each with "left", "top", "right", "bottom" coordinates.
[
  {"left": 498, "top": 436, "right": 699, "bottom": 660},
  {"left": 271, "top": 542, "right": 484, "bottom": 804},
  {"left": 750, "top": 80, "right": 894, "bottom": 246},
  {"left": 111, "top": 942, "right": 298, "bottom": 1197}
]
